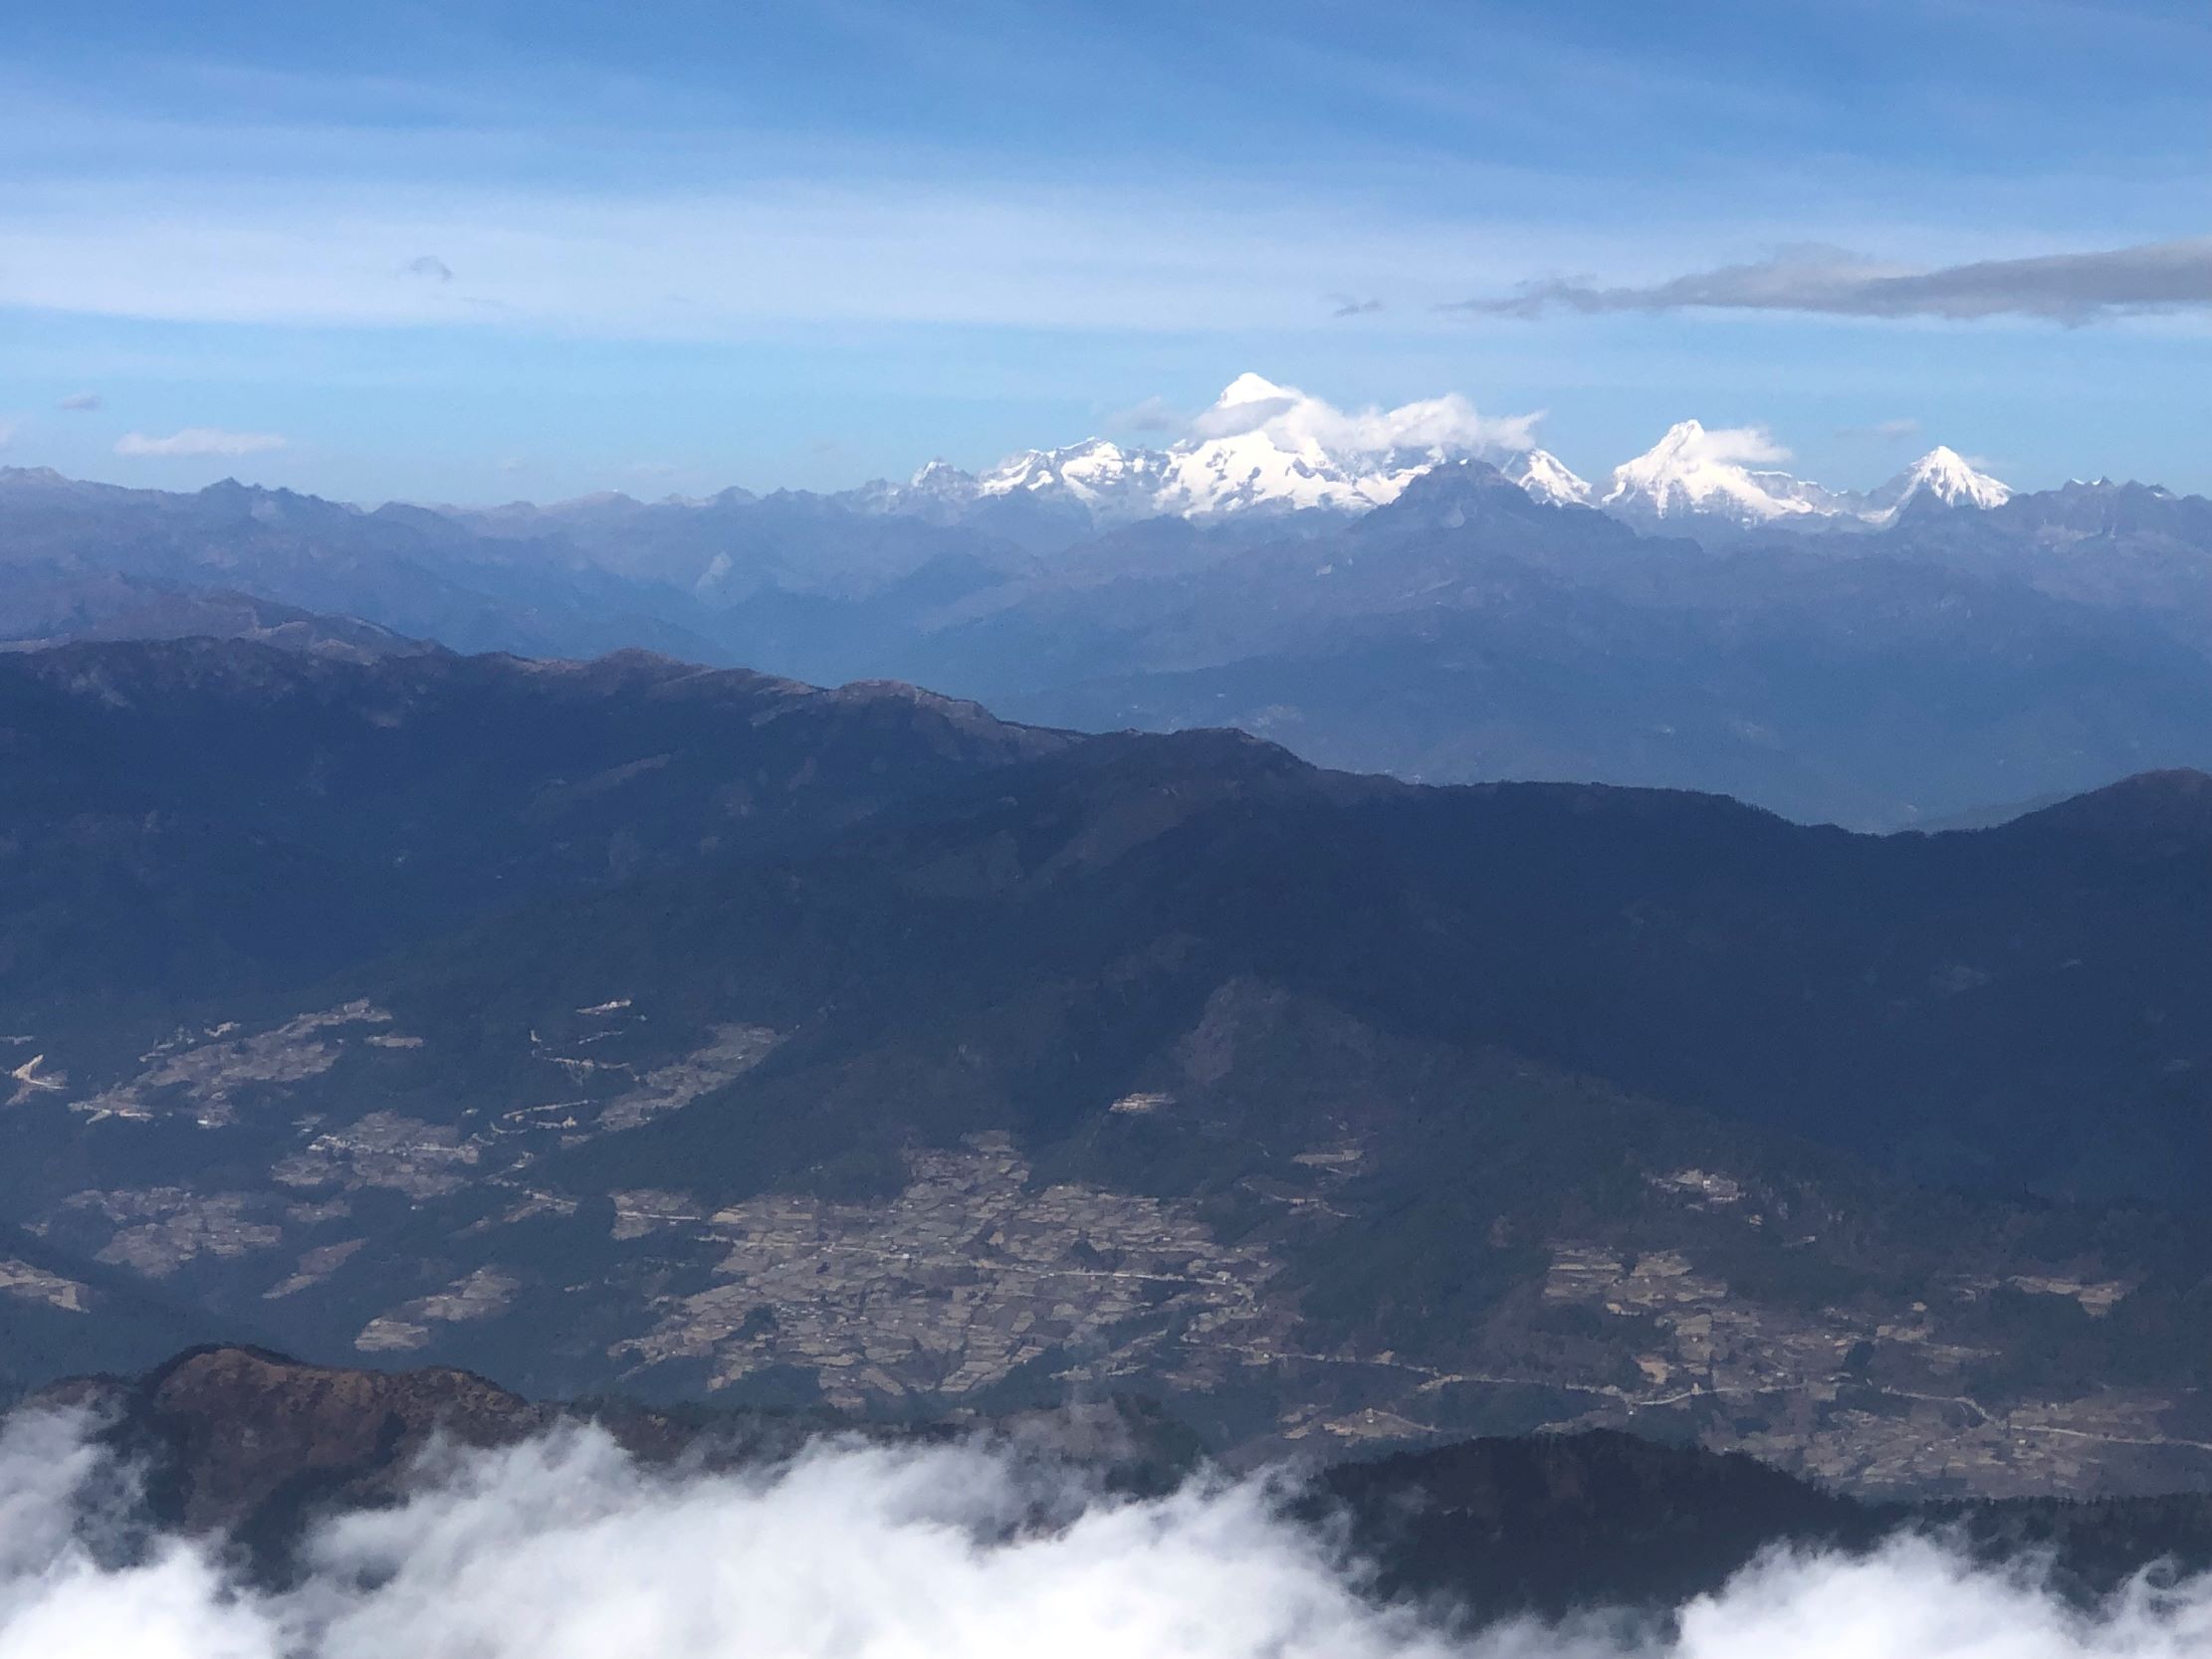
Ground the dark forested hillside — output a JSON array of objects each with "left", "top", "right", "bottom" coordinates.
[
  {"left": 0, "top": 640, "right": 1068, "bottom": 1008},
  {"left": 8, "top": 641, "right": 2212, "bottom": 1493}
]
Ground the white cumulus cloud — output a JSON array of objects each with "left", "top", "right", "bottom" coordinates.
[
  {"left": 1107, "top": 394, "right": 1184, "bottom": 434},
  {"left": 1190, "top": 373, "right": 1543, "bottom": 457}
]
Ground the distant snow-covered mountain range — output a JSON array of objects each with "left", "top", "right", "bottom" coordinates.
[
  {"left": 868, "top": 373, "right": 2012, "bottom": 532},
  {"left": 872, "top": 372, "right": 1476, "bottom": 524},
  {"left": 1595, "top": 421, "right": 2010, "bottom": 527},
  {"left": 3, "top": 404, "right": 2209, "bottom": 830}
]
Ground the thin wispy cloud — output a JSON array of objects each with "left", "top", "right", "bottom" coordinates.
[
  {"left": 1456, "top": 238, "right": 2212, "bottom": 324},
  {"left": 114, "top": 427, "right": 288, "bottom": 458},
  {"left": 403, "top": 254, "right": 454, "bottom": 282},
  {"left": 1109, "top": 395, "right": 1183, "bottom": 433},
  {"left": 1843, "top": 416, "right": 1922, "bottom": 442},
  {"left": 56, "top": 391, "right": 102, "bottom": 411},
  {"left": 1327, "top": 294, "right": 1383, "bottom": 317},
  {"left": 0, "top": 174, "right": 1528, "bottom": 338}
]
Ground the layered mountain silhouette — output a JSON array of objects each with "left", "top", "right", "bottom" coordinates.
[
  {"left": 8, "top": 641, "right": 2212, "bottom": 1494},
  {"left": 11, "top": 455, "right": 2212, "bottom": 826}
]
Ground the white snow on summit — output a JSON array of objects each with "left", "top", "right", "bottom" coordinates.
[
  {"left": 1154, "top": 372, "right": 1552, "bottom": 517},
  {"left": 1863, "top": 447, "right": 2012, "bottom": 521},
  {"left": 1602, "top": 420, "right": 1836, "bottom": 524},
  {"left": 975, "top": 439, "right": 1165, "bottom": 517},
  {"left": 1154, "top": 375, "right": 1429, "bottom": 516},
  {"left": 875, "top": 388, "right": 2011, "bottom": 532},
  {"left": 902, "top": 459, "right": 980, "bottom": 502},
  {"left": 1601, "top": 423, "right": 2009, "bottom": 528},
  {"left": 1503, "top": 448, "right": 1593, "bottom": 507},
  {"left": 892, "top": 375, "right": 1547, "bottom": 522}
]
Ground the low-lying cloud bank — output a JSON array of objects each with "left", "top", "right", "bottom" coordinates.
[{"left": 4, "top": 1407, "right": 2211, "bottom": 1659}]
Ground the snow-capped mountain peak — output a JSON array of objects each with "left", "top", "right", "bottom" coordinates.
[
  {"left": 875, "top": 375, "right": 1544, "bottom": 524},
  {"left": 974, "top": 448, "right": 1063, "bottom": 497},
  {"left": 1866, "top": 447, "right": 2012, "bottom": 520},
  {"left": 1602, "top": 420, "right": 1833, "bottom": 524},
  {"left": 1600, "top": 424, "right": 2014, "bottom": 529},
  {"left": 1213, "top": 370, "right": 1297, "bottom": 409},
  {"left": 867, "top": 384, "right": 2015, "bottom": 534},
  {"left": 1503, "top": 448, "right": 1593, "bottom": 507},
  {"left": 905, "top": 458, "right": 978, "bottom": 499},
  {"left": 1157, "top": 376, "right": 1428, "bottom": 516},
  {"left": 975, "top": 438, "right": 1162, "bottom": 513},
  {"left": 1151, "top": 371, "right": 1569, "bottom": 517}
]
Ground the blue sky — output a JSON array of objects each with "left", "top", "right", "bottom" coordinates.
[{"left": 2, "top": 0, "right": 2206, "bottom": 503}]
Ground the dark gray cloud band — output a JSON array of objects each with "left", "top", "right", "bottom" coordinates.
[{"left": 1456, "top": 239, "right": 2212, "bottom": 324}]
